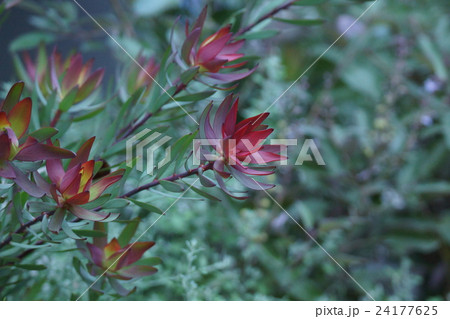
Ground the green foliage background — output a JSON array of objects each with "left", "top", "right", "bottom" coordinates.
[{"left": 1, "top": 0, "right": 449, "bottom": 300}]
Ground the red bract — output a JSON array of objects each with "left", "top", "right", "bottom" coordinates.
[
  {"left": 0, "top": 82, "right": 75, "bottom": 196},
  {"left": 199, "top": 94, "right": 286, "bottom": 199},
  {"left": 84, "top": 238, "right": 157, "bottom": 280},
  {"left": 50, "top": 48, "right": 104, "bottom": 103},
  {"left": 181, "top": 6, "right": 256, "bottom": 84},
  {"left": 35, "top": 137, "right": 124, "bottom": 232},
  {"left": 22, "top": 45, "right": 47, "bottom": 90},
  {"left": 127, "top": 56, "right": 160, "bottom": 95},
  {"left": 23, "top": 46, "right": 104, "bottom": 103}
]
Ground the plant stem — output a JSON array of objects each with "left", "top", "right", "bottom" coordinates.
[
  {"left": 234, "top": 0, "right": 297, "bottom": 37},
  {"left": 0, "top": 163, "right": 214, "bottom": 251},
  {"left": 0, "top": 212, "right": 53, "bottom": 250},
  {"left": 115, "top": 112, "right": 154, "bottom": 144},
  {"left": 116, "top": 79, "right": 189, "bottom": 143},
  {"left": 50, "top": 110, "right": 62, "bottom": 127},
  {"left": 120, "top": 162, "right": 213, "bottom": 198}
]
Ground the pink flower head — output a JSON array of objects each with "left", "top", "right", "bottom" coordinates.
[
  {"left": 199, "top": 94, "right": 286, "bottom": 198},
  {"left": 35, "top": 137, "right": 124, "bottom": 232},
  {"left": 181, "top": 6, "right": 256, "bottom": 84},
  {"left": 85, "top": 238, "right": 157, "bottom": 280},
  {"left": 0, "top": 82, "right": 75, "bottom": 195}
]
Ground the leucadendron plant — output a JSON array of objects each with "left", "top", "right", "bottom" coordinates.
[
  {"left": 198, "top": 94, "right": 285, "bottom": 199},
  {"left": 34, "top": 137, "right": 124, "bottom": 232},
  {"left": 0, "top": 82, "right": 75, "bottom": 196},
  {"left": 22, "top": 46, "right": 104, "bottom": 103},
  {"left": 76, "top": 221, "right": 161, "bottom": 296},
  {"left": 0, "top": 1, "right": 316, "bottom": 300},
  {"left": 180, "top": 6, "right": 257, "bottom": 86}
]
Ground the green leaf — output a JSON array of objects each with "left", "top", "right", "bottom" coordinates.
[
  {"left": 182, "top": 181, "right": 221, "bottom": 202},
  {"left": 135, "top": 257, "right": 163, "bottom": 267},
  {"left": 0, "top": 247, "right": 21, "bottom": 258},
  {"left": 150, "top": 86, "right": 177, "bottom": 112},
  {"left": 23, "top": 277, "right": 46, "bottom": 300},
  {"left": 236, "top": 30, "right": 279, "bottom": 40},
  {"left": 1, "top": 81, "right": 24, "bottom": 113},
  {"left": 80, "top": 194, "right": 111, "bottom": 210},
  {"left": 10, "top": 242, "right": 52, "bottom": 249},
  {"left": 171, "top": 132, "right": 197, "bottom": 172},
  {"left": 159, "top": 180, "right": 185, "bottom": 192},
  {"left": 102, "top": 198, "right": 130, "bottom": 209},
  {"left": 118, "top": 218, "right": 140, "bottom": 247},
  {"left": 414, "top": 182, "right": 450, "bottom": 194},
  {"left": 59, "top": 87, "right": 78, "bottom": 111},
  {"left": 15, "top": 264, "right": 47, "bottom": 271},
  {"left": 9, "top": 32, "right": 55, "bottom": 52},
  {"left": 73, "top": 257, "right": 98, "bottom": 283},
  {"left": 27, "top": 201, "right": 57, "bottom": 213},
  {"left": 109, "top": 277, "right": 135, "bottom": 297},
  {"left": 72, "top": 229, "right": 107, "bottom": 238},
  {"left": 93, "top": 161, "right": 104, "bottom": 176},
  {"left": 132, "top": 0, "right": 178, "bottom": 16},
  {"left": 273, "top": 18, "right": 325, "bottom": 26},
  {"left": 442, "top": 112, "right": 450, "bottom": 148},
  {"left": 73, "top": 107, "right": 105, "bottom": 122},
  {"left": 0, "top": 183, "right": 13, "bottom": 190},
  {"left": 198, "top": 173, "right": 216, "bottom": 187},
  {"left": 174, "top": 90, "right": 215, "bottom": 102},
  {"left": 180, "top": 67, "right": 200, "bottom": 85},
  {"left": 293, "top": 0, "right": 327, "bottom": 5},
  {"left": 62, "top": 220, "right": 83, "bottom": 239},
  {"left": 28, "top": 127, "right": 59, "bottom": 142},
  {"left": 418, "top": 34, "right": 448, "bottom": 80},
  {"left": 128, "top": 198, "right": 164, "bottom": 215}
]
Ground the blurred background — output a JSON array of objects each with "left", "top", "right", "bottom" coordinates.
[{"left": 0, "top": 0, "right": 449, "bottom": 300}]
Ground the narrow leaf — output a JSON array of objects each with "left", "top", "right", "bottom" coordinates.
[
  {"left": 159, "top": 180, "right": 185, "bottom": 192},
  {"left": 128, "top": 198, "right": 164, "bottom": 215}
]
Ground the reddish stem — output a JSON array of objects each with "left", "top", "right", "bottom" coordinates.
[
  {"left": 121, "top": 162, "right": 213, "bottom": 198},
  {"left": 234, "top": 0, "right": 297, "bottom": 37},
  {"left": 0, "top": 163, "right": 214, "bottom": 250},
  {"left": 116, "top": 80, "right": 188, "bottom": 143},
  {"left": 0, "top": 212, "right": 53, "bottom": 250},
  {"left": 50, "top": 109, "right": 62, "bottom": 127}
]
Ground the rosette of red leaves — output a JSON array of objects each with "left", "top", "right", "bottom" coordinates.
[
  {"left": 50, "top": 48, "right": 104, "bottom": 102},
  {"left": 127, "top": 56, "right": 160, "bottom": 95},
  {"left": 0, "top": 82, "right": 75, "bottom": 196},
  {"left": 34, "top": 137, "right": 124, "bottom": 232},
  {"left": 85, "top": 238, "right": 157, "bottom": 280},
  {"left": 199, "top": 94, "right": 285, "bottom": 199},
  {"left": 181, "top": 6, "right": 256, "bottom": 85},
  {"left": 77, "top": 221, "right": 159, "bottom": 296},
  {"left": 23, "top": 46, "right": 104, "bottom": 103}
]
